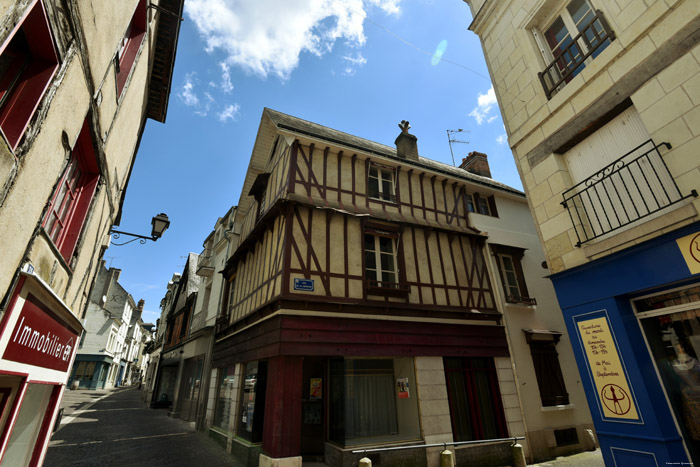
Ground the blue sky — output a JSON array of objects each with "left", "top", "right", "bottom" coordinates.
[{"left": 108, "top": 0, "right": 522, "bottom": 325}]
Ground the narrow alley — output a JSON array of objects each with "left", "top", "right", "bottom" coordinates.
[{"left": 45, "top": 387, "right": 243, "bottom": 467}]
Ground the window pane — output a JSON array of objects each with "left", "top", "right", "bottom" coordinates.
[
  {"left": 367, "top": 176, "right": 379, "bottom": 197},
  {"left": 379, "top": 236, "right": 393, "bottom": 254},
  {"left": 364, "top": 234, "right": 375, "bottom": 251},
  {"left": 365, "top": 251, "right": 376, "bottom": 270},
  {"left": 466, "top": 195, "right": 475, "bottom": 212},
  {"left": 567, "top": 0, "right": 593, "bottom": 30},
  {"left": 545, "top": 17, "right": 570, "bottom": 52},
  {"left": 380, "top": 252, "right": 395, "bottom": 273},
  {"left": 369, "top": 167, "right": 378, "bottom": 178},
  {"left": 478, "top": 198, "right": 490, "bottom": 215},
  {"left": 381, "top": 179, "right": 392, "bottom": 199},
  {"left": 213, "top": 367, "right": 237, "bottom": 431},
  {"left": 381, "top": 271, "right": 396, "bottom": 284},
  {"left": 365, "top": 269, "right": 377, "bottom": 282}
]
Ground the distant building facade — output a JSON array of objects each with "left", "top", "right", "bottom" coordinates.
[
  {"left": 0, "top": 0, "right": 182, "bottom": 464},
  {"left": 204, "top": 109, "right": 593, "bottom": 466},
  {"left": 70, "top": 265, "right": 147, "bottom": 390},
  {"left": 465, "top": 0, "right": 700, "bottom": 464}
]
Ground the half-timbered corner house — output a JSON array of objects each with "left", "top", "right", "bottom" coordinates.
[{"left": 207, "top": 108, "right": 591, "bottom": 467}]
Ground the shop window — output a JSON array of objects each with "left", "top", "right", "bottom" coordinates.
[
  {"left": 116, "top": 0, "right": 146, "bottom": 97},
  {"left": 471, "top": 192, "right": 498, "bottom": 217},
  {"left": 72, "top": 361, "right": 95, "bottom": 381},
  {"left": 533, "top": 0, "right": 614, "bottom": 99},
  {"left": 43, "top": 120, "right": 99, "bottom": 262},
  {"left": 367, "top": 164, "right": 396, "bottom": 202},
  {"left": 212, "top": 366, "right": 237, "bottom": 433},
  {"left": 0, "top": 0, "right": 59, "bottom": 149},
  {"left": 237, "top": 361, "right": 268, "bottom": 443},
  {"left": 3, "top": 383, "right": 59, "bottom": 466},
  {"left": 329, "top": 357, "right": 420, "bottom": 446},
  {"left": 491, "top": 244, "right": 536, "bottom": 306},
  {"left": 526, "top": 333, "right": 569, "bottom": 406},
  {"left": 444, "top": 357, "right": 508, "bottom": 441}
]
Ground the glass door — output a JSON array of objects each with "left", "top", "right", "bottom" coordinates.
[{"left": 634, "top": 284, "right": 700, "bottom": 464}]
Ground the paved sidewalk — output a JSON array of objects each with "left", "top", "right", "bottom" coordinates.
[
  {"left": 45, "top": 386, "right": 243, "bottom": 466},
  {"left": 529, "top": 448, "right": 605, "bottom": 467}
]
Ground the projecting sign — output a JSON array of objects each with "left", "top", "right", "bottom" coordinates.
[
  {"left": 576, "top": 313, "right": 639, "bottom": 421},
  {"left": 293, "top": 278, "right": 314, "bottom": 292},
  {"left": 3, "top": 294, "right": 78, "bottom": 372}
]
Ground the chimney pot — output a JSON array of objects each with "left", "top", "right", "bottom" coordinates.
[{"left": 459, "top": 151, "right": 492, "bottom": 178}]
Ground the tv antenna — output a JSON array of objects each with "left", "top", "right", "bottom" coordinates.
[{"left": 447, "top": 129, "right": 470, "bottom": 166}]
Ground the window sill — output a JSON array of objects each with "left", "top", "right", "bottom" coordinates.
[
  {"left": 368, "top": 195, "right": 397, "bottom": 205},
  {"left": 366, "top": 280, "right": 410, "bottom": 297},
  {"left": 541, "top": 404, "right": 575, "bottom": 412}
]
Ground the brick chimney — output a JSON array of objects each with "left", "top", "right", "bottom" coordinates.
[
  {"left": 394, "top": 120, "right": 419, "bottom": 161},
  {"left": 137, "top": 299, "right": 145, "bottom": 311},
  {"left": 459, "top": 151, "right": 491, "bottom": 178}
]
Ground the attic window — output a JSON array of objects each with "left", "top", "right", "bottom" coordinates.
[{"left": 249, "top": 173, "right": 271, "bottom": 220}]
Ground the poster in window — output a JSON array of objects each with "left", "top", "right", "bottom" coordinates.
[
  {"left": 396, "top": 377, "right": 409, "bottom": 398},
  {"left": 310, "top": 378, "right": 322, "bottom": 400},
  {"left": 576, "top": 312, "right": 640, "bottom": 422}
]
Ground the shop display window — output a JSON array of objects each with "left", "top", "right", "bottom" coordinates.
[
  {"left": 212, "top": 366, "right": 237, "bottom": 433},
  {"left": 635, "top": 284, "right": 700, "bottom": 464},
  {"left": 444, "top": 357, "right": 507, "bottom": 441},
  {"left": 3, "top": 383, "right": 57, "bottom": 466},
  {"left": 236, "top": 361, "right": 267, "bottom": 443},
  {"left": 329, "top": 357, "right": 420, "bottom": 446}
]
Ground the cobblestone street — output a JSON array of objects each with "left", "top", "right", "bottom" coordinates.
[{"left": 45, "top": 387, "right": 243, "bottom": 467}]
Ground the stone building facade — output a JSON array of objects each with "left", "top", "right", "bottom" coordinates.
[
  {"left": 0, "top": 0, "right": 182, "bottom": 464},
  {"left": 465, "top": 0, "right": 700, "bottom": 464}
]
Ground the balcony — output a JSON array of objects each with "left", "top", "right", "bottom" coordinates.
[
  {"left": 506, "top": 295, "right": 537, "bottom": 306},
  {"left": 538, "top": 10, "right": 615, "bottom": 100},
  {"left": 196, "top": 248, "right": 214, "bottom": 277},
  {"left": 561, "top": 139, "right": 698, "bottom": 247}
]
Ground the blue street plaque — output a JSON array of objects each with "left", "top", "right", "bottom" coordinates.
[{"left": 293, "top": 278, "right": 314, "bottom": 291}]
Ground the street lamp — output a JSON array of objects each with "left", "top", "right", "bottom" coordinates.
[{"left": 110, "top": 213, "right": 170, "bottom": 246}]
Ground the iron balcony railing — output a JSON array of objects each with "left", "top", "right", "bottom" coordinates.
[
  {"left": 506, "top": 295, "right": 537, "bottom": 306},
  {"left": 196, "top": 248, "right": 214, "bottom": 274},
  {"left": 366, "top": 279, "right": 410, "bottom": 296},
  {"left": 562, "top": 139, "right": 697, "bottom": 247},
  {"left": 538, "top": 10, "right": 615, "bottom": 100}
]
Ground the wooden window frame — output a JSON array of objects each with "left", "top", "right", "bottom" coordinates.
[
  {"left": 116, "top": 0, "right": 147, "bottom": 98},
  {"left": 367, "top": 163, "right": 396, "bottom": 203},
  {"left": 363, "top": 224, "right": 409, "bottom": 297},
  {"left": 0, "top": 0, "right": 59, "bottom": 150},
  {"left": 43, "top": 120, "right": 99, "bottom": 262},
  {"left": 490, "top": 244, "right": 535, "bottom": 306},
  {"left": 471, "top": 192, "right": 498, "bottom": 217},
  {"left": 524, "top": 331, "right": 569, "bottom": 406}
]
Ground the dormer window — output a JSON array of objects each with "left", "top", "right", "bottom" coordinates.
[
  {"left": 368, "top": 163, "right": 396, "bottom": 202},
  {"left": 248, "top": 172, "right": 271, "bottom": 221}
]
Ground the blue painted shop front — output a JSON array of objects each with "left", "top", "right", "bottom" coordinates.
[{"left": 551, "top": 221, "right": 700, "bottom": 466}]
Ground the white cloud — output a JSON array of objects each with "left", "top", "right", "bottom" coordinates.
[
  {"left": 343, "top": 52, "right": 366, "bottom": 75},
  {"left": 178, "top": 72, "right": 214, "bottom": 116},
  {"left": 220, "top": 62, "right": 234, "bottom": 93},
  {"left": 179, "top": 73, "right": 200, "bottom": 107},
  {"left": 496, "top": 133, "right": 507, "bottom": 145},
  {"left": 367, "top": 0, "right": 401, "bottom": 15},
  {"left": 185, "top": 0, "right": 401, "bottom": 80},
  {"left": 469, "top": 86, "right": 498, "bottom": 125},
  {"left": 218, "top": 103, "right": 240, "bottom": 122}
]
